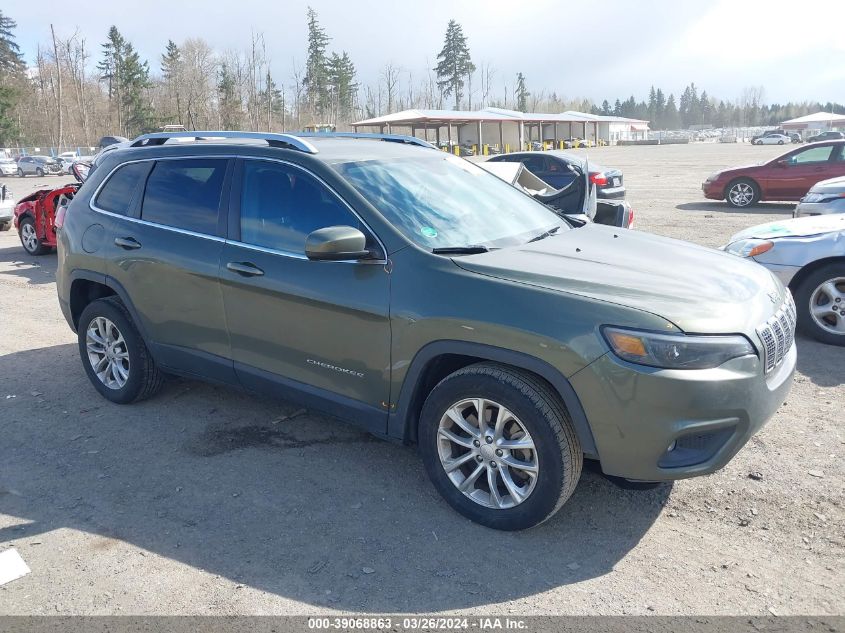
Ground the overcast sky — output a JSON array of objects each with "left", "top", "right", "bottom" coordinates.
[{"left": 9, "top": 0, "right": 845, "bottom": 106}]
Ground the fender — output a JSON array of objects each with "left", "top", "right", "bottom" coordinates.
[
  {"left": 66, "top": 269, "right": 150, "bottom": 343},
  {"left": 389, "top": 340, "right": 598, "bottom": 458}
]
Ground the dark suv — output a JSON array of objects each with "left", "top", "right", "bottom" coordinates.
[{"left": 57, "top": 131, "right": 795, "bottom": 530}]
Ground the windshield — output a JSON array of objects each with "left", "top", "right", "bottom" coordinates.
[{"left": 333, "top": 153, "right": 566, "bottom": 250}]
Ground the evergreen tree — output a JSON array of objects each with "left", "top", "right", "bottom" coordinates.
[
  {"left": 160, "top": 40, "right": 183, "bottom": 125},
  {"left": 303, "top": 6, "right": 331, "bottom": 118},
  {"left": 515, "top": 72, "right": 529, "bottom": 111},
  {"left": 260, "top": 71, "right": 284, "bottom": 130},
  {"left": 98, "top": 26, "right": 153, "bottom": 136},
  {"left": 600, "top": 99, "right": 611, "bottom": 115},
  {"left": 0, "top": 10, "right": 25, "bottom": 144},
  {"left": 664, "top": 93, "right": 680, "bottom": 129},
  {"left": 217, "top": 62, "right": 241, "bottom": 130},
  {"left": 434, "top": 19, "right": 475, "bottom": 109},
  {"left": 654, "top": 88, "right": 665, "bottom": 127},
  {"left": 613, "top": 99, "right": 622, "bottom": 116},
  {"left": 328, "top": 51, "right": 358, "bottom": 120}
]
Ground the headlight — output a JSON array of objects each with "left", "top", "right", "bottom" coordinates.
[
  {"left": 724, "top": 238, "right": 773, "bottom": 258},
  {"left": 704, "top": 172, "right": 720, "bottom": 183},
  {"left": 602, "top": 327, "right": 756, "bottom": 369},
  {"left": 801, "top": 193, "right": 823, "bottom": 203}
]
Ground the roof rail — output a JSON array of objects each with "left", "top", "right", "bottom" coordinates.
[
  {"left": 129, "top": 131, "right": 319, "bottom": 154},
  {"left": 293, "top": 131, "right": 437, "bottom": 149}
]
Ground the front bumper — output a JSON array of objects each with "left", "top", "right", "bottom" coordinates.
[
  {"left": 702, "top": 180, "right": 725, "bottom": 200},
  {"left": 570, "top": 343, "right": 795, "bottom": 481},
  {"left": 0, "top": 208, "right": 13, "bottom": 223}
]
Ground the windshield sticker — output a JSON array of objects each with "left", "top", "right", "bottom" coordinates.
[{"left": 421, "top": 226, "right": 438, "bottom": 238}]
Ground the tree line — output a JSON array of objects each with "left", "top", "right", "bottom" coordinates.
[{"left": 1, "top": 8, "right": 843, "bottom": 147}]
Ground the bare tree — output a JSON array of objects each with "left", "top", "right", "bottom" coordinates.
[{"left": 381, "top": 62, "right": 400, "bottom": 114}]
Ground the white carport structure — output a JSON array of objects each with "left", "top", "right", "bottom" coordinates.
[
  {"left": 781, "top": 112, "right": 845, "bottom": 133},
  {"left": 352, "top": 108, "right": 649, "bottom": 150}
]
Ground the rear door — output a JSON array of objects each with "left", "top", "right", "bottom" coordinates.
[
  {"left": 220, "top": 158, "right": 391, "bottom": 432},
  {"left": 99, "top": 157, "right": 236, "bottom": 382},
  {"left": 766, "top": 144, "right": 837, "bottom": 199}
]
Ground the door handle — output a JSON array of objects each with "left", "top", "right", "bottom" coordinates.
[
  {"left": 226, "top": 261, "right": 265, "bottom": 277},
  {"left": 114, "top": 236, "right": 142, "bottom": 250}
]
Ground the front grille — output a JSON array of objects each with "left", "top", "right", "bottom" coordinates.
[{"left": 756, "top": 294, "right": 796, "bottom": 373}]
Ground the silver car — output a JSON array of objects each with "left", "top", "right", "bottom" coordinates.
[
  {"left": 724, "top": 215, "right": 845, "bottom": 346},
  {"left": 0, "top": 157, "right": 18, "bottom": 176},
  {"left": 794, "top": 176, "right": 845, "bottom": 217},
  {"left": 0, "top": 184, "right": 13, "bottom": 231}
]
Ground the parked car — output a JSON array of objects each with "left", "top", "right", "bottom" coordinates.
[
  {"left": 563, "top": 138, "right": 594, "bottom": 149},
  {"left": 0, "top": 184, "right": 14, "bottom": 231},
  {"left": 751, "top": 129, "right": 787, "bottom": 143},
  {"left": 702, "top": 140, "right": 845, "bottom": 208},
  {"left": 724, "top": 214, "right": 845, "bottom": 346},
  {"left": 488, "top": 150, "right": 625, "bottom": 199},
  {"left": 806, "top": 131, "right": 844, "bottom": 144},
  {"left": 790, "top": 133, "right": 803, "bottom": 144},
  {"left": 98, "top": 135, "right": 129, "bottom": 150},
  {"left": 58, "top": 130, "right": 794, "bottom": 530},
  {"left": 58, "top": 151, "right": 79, "bottom": 174},
  {"left": 478, "top": 160, "right": 634, "bottom": 229},
  {"left": 0, "top": 156, "right": 18, "bottom": 176},
  {"left": 793, "top": 176, "right": 845, "bottom": 217},
  {"left": 752, "top": 134, "right": 790, "bottom": 146},
  {"left": 13, "top": 182, "right": 79, "bottom": 254},
  {"left": 16, "top": 155, "right": 63, "bottom": 177}
]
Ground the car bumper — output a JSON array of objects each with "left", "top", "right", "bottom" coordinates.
[
  {"left": 793, "top": 200, "right": 845, "bottom": 217},
  {"left": 702, "top": 181, "right": 725, "bottom": 200},
  {"left": 570, "top": 345, "right": 795, "bottom": 481}
]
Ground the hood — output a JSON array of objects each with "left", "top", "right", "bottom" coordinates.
[
  {"left": 454, "top": 224, "right": 783, "bottom": 334},
  {"left": 729, "top": 214, "right": 845, "bottom": 242}
]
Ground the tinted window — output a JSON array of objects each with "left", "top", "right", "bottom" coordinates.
[
  {"left": 240, "top": 160, "right": 361, "bottom": 254},
  {"left": 521, "top": 156, "right": 547, "bottom": 173},
  {"left": 790, "top": 146, "right": 834, "bottom": 164},
  {"left": 141, "top": 159, "right": 226, "bottom": 234},
  {"left": 95, "top": 162, "right": 149, "bottom": 215}
]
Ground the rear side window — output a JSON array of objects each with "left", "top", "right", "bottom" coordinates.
[
  {"left": 141, "top": 159, "right": 227, "bottom": 234},
  {"left": 94, "top": 162, "right": 148, "bottom": 215},
  {"left": 790, "top": 146, "right": 834, "bottom": 164}
]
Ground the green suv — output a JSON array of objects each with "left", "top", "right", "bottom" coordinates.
[{"left": 57, "top": 131, "right": 796, "bottom": 530}]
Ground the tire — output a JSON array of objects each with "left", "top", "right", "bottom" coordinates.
[
  {"left": 17, "top": 168, "right": 24, "bottom": 177},
  {"left": 0, "top": 222, "right": 10, "bottom": 232},
  {"left": 778, "top": 140, "right": 784, "bottom": 145},
  {"left": 419, "top": 362, "right": 582, "bottom": 530},
  {"left": 36, "top": 168, "right": 44, "bottom": 177},
  {"left": 78, "top": 297, "right": 164, "bottom": 404},
  {"left": 725, "top": 178, "right": 760, "bottom": 208},
  {"left": 18, "top": 216, "right": 49, "bottom": 255},
  {"left": 793, "top": 264, "right": 845, "bottom": 346}
]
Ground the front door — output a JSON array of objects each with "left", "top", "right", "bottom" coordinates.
[
  {"left": 766, "top": 144, "right": 837, "bottom": 200},
  {"left": 100, "top": 157, "right": 235, "bottom": 383},
  {"left": 220, "top": 158, "right": 391, "bottom": 433}
]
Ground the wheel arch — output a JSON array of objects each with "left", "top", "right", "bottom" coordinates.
[
  {"left": 787, "top": 256, "right": 845, "bottom": 295},
  {"left": 389, "top": 340, "right": 598, "bottom": 458},
  {"left": 68, "top": 272, "right": 149, "bottom": 342}
]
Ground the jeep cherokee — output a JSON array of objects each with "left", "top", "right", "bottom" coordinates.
[{"left": 56, "top": 131, "right": 796, "bottom": 530}]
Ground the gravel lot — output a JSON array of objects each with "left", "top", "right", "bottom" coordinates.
[{"left": 0, "top": 142, "right": 842, "bottom": 615}]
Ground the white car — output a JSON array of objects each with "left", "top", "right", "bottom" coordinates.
[
  {"left": 0, "top": 157, "right": 18, "bottom": 176},
  {"left": 58, "top": 151, "right": 79, "bottom": 174},
  {"left": 753, "top": 134, "right": 790, "bottom": 146},
  {"left": 0, "top": 184, "right": 13, "bottom": 231}
]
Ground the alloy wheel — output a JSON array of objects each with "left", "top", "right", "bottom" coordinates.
[
  {"left": 20, "top": 223, "right": 39, "bottom": 253},
  {"left": 728, "top": 182, "right": 755, "bottom": 207},
  {"left": 809, "top": 277, "right": 845, "bottom": 336},
  {"left": 85, "top": 316, "right": 131, "bottom": 390},
  {"left": 437, "top": 397, "right": 538, "bottom": 509}
]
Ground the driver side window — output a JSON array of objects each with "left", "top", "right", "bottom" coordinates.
[
  {"left": 239, "top": 160, "right": 364, "bottom": 255},
  {"left": 789, "top": 146, "right": 834, "bottom": 165}
]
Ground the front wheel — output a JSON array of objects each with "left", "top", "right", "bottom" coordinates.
[
  {"left": 19, "top": 216, "right": 49, "bottom": 255},
  {"left": 794, "top": 265, "right": 845, "bottom": 346},
  {"left": 78, "top": 297, "right": 164, "bottom": 403},
  {"left": 17, "top": 168, "right": 24, "bottom": 177},
  {"left": 725, "top": 178, "right": 760, "bottom": 208},
  {"left": 419, "top": 363, "right": 582, "bottom": 530},
  {"left": 778, "top": 140, "right": 784, "bottom": 145},
  {"left": 36, "top": 168, "right": 44, "bottom": 177}
]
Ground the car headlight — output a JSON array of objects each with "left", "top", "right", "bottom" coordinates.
[
  {"left": 704, "top": 172, "right": 720, "bottom": 183},
  {"left": 724, "top": 238, "right": 773, "bottom": 258},
  {"left": 602, "top": 327, "right": 756, "bottom": 369},
  {"left": 801, "top": 193, "right": 823, "bottom": 203}
]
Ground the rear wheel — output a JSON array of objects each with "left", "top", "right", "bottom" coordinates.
[
  {"left": 17, "top": 168, "right": 24, "bottom": 177},
  {"left": 778, "top": 140, "right": 784, "bottom": 145},
  {"left": 19, "top": 216, "right": 49, "bottom": 255},
  {"left": 78, "top": 297, "right": 164, "bottom": 403},
  {"left": 794, "top": 264, "right": 845, "bottom": 346},
  {"left": 419, "top": 363, "right": 582, "bottom": 530},
  {"left": 725, "top": 178, "right": 760, "bottom": 208},
  {"left": 36, "top": 167, "right": 44, "bottom": 177}
]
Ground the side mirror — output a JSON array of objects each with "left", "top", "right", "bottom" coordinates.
[
  {"left": 305, "top": 226, "right": 373, "bottom": 261},
  {"left": 71, "top": 162, "right": 90, "bottom": 183}
]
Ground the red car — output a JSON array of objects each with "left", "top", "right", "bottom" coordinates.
[
  {"left": 13, "top": 184, "right": 79, "bottom": 255},
  {"left": 702, "top": 140, "right": 845, "bottom": 208}
]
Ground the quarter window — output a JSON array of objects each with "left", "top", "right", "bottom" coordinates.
[
  {"left": 789, "top": 146, "right": 834, "bottom": 164},
  {"left": 239, "top": 160, "right": 362, "bottom": 254},
  {"left": 94, "top": 162, "right": 149, "bottom": 215},
  {"left": 141, "top": 159, "right": 227, "bottom": 234}
]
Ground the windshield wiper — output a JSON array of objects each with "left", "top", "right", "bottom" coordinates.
[
  {"left": 431, "top": 245, "right": 490, "bottom": 255},
  {"left": 527, "top": 225, "right": 561, "bottom": 243}
]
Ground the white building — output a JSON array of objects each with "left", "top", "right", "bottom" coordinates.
[{"left": 781, "top": 112, "right": 845, "bottom": 134}]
